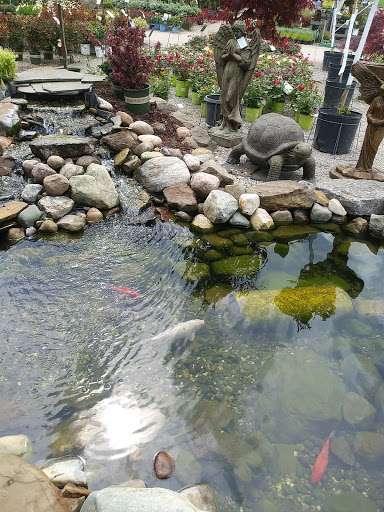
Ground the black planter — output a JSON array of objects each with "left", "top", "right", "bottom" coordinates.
[
  {"left": 204, "top": 94, "right": 221, "bottom": 127},
  {"left": 323, "top": 79, "right": 357, "bottom": 108},
  {"left": 328, "top": 62, "right": 352, "bottom": 81},
  {"left": 322, "top": 50, "right": 333, "bottom": 71},
  {"left": 327, "top": 51, "right": 343, "bottom": 68},
  {"left": 313, "top": 107, "right": 362, "bottom": 154}
]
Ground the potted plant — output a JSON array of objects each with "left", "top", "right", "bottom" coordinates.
[
  {"left": 168, "top": 50, "right": 193, "bottom": 98},
  {"left": 159, "top": 13, "right": 170, "bottom": 32},
  {"left": 150, "top": 76, "right": 170, "bottom": 101},
  {"left": 169, "top": 15, "right": 182, "bottom": 33},
  {"left": 292, "top": 83, "right": 321, "bottom": 130},
  {"left": 38, "top": 8, "right": 60, "bottom": 60},
  {"left": 243, "top": 74, "right": 265, "bottom": 122},
  {"left": 313, "top": 106, "right": 362, "bottom": 154},
  {"left": 23, "top": 14, "right": 46, "bottom": 64},
  {"left": 86, "top": 20, "right": 108, "bottom": 58},
  {"left": 267, "top": 79, "right": 287, "bottom": 113},
  {"left": 105, "top": 24, "right": 154, "bottom": 114}
]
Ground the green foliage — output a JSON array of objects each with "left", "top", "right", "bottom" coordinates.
[
  {"left": 0, "top": 47, "right": 17, "bottom": 82},
  {"left": 16, "top": 3, "right": 40, "bottom": 15},
  {"left": 0, "top": 5, "right": 16, "bottom": 13},
  {"left": 132, "top": 16, "right": 148, "bottom": 28},
  {"left": 277, "top": 27, "right": 315, "bottom": 41},
  {"left": 150, "top": 76, "right": 170, "bottom": 100},
  {"left": 98, "top": 59, "right": 112, "bottom": 76},
  {"left": 243, "top": 75, "right": 265, "bottom": 108},
  {"left": 104, "top": 0, "right": 114, "bottom": 7},
  {"left": 117, "top": 0, "right": 200, "bottom": 17}
]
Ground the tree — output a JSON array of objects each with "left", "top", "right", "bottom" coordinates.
[{"left": 218, "top": 0, "right": 312, "bottom": 39}]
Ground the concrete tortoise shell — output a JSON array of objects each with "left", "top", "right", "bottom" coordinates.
[{"left": 243, "top": 113, "right": 305, "bottom": 163}]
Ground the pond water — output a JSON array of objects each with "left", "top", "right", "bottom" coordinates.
[{"left": 1, "top": 105, "right": 384, "bottom": 512}]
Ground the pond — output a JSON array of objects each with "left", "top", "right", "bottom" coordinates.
[{"left": 1, "top": 105, "right": 384, "bottom": 512}]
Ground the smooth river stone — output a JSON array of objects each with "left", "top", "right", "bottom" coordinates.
[{"left": 154, "top": 451, "right": 175, "bottom": 479}]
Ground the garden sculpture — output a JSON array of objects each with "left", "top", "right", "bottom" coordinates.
[
  {"left": 227, "top": 113, "right": 316, "bottom": 181},
  {"left": 210, "top": 21, "right": 260, "bottom": 147},
  {"left": 332, "top": 62, "right": 384, "bottom": 180}
]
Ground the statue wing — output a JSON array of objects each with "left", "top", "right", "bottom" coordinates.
[
  {"left": 238, "top": 29, "right": 261, "bottom": 101},
  {"left": 352, "top": 61, "right": 383, "bottom": 105},
  {"left": 213, "top": 24, "right": 235, "bottom": 90}
]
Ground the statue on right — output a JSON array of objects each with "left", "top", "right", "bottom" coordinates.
[{"left": 352, "top": 61, "right": 384, "bottom": 171}]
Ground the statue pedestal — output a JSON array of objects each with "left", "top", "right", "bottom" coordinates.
[
  {"left": 330, "top": 163, "right": 384, "bottom": 182},
  {"left": 208, "top": 127, "right": 243, "bottom": 148}
]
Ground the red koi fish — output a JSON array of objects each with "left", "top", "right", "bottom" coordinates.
[
  {"left": 311, "top": 430, "right": 336, "bottom": 483},
  {"left": 106, "top": 285, "right": 141, "bottom": 298}
]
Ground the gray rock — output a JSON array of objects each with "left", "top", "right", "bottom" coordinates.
[
  {"left": 46, "top": 155, "right": 65, "bottom": 170},
  {"left": 69, "top": 163, "right": 119, "bottom": 209},
  {"left": 343, "top": 353, "right": 383, "bottom": 402},
  {"left": 0, "top": 155, "right": 15, "bottom": 176},
  {"left": 203, "top": 190, "right": 238, "bottom": 224},
  {"left": 369, "top": 214, "right": 384, "bottom": 239},
  {"left": 176, "top": 211, "right": 193, "bottom": 222},
  {"left": 0, "top": 101, "right": 20, "bottom": 136},
  {"left": 122, "top": 156, "right": 141, "bottom": 176},
  {"left": 134, "top": 157, "right": 190, "bottom": 193},
  {"left": 331, "top": 437, "right": 355, "bottom": 466},
  {"left": 57, "top": 214, "right": 86, "bottom": 232},
  {"left": 190, "top": 172, "right": 220, "bottom": 200},
  {"left": 353, "top": 432, "right": 384, "bottom": 463},
  {"left": 248, "top": 181, "right": 316, "bottom": 210},
  {"left": 38, "top": 196, "right": 75, "bottom": 220},
  {"left": 170, "top": 111, "right": 195, "bottom": 128},
  {"left": 80, "top": 487, "right": 205, "bottom": 512},
  {"left": 134, "top": 141, "right": 154, "bottom": 156},
  {"left": 200, "top": 160, "right": 234, "bottom": 186},
  {"left": 322, "top": 491, "right": 377, "bottom": 512},
  {"left": 17, "top": 204, "right": 42, "bottom": 228},
  {"left": 250, "top": 208, "right": 274, "bottom": 231},
  {"left": 21, "top": 183, "right": 43, "bottom": 203},
  {"left": 310, "top": 203, "right": 332, "bottom": 223},
  {"left": 43, "top": 174, "right": 69, "bottom": 196},
  {"left": 26, "top": 226, "right": 36, "bottom": 237},
  {"left": 316, "top": 177, "right": 384, "bottom": 216},
  {"left": 98, "top": 97, "right": 113, "bottom": 111},
  {"left": 60, "top": 163, "right": 85, "bottom": 180},
  {"left": 110, "top": 115, "right": 122, "bottom": 128},
  {"left": 129, "top": 121, "right": 154, "bottom": 135},
  {"left": 22, "top": 159, "right": 39, "bottom": 178},
  {"left": 190, "top": 126, "right": 216, "bottom": 149},
  {"left": 183, "top": 154, "right": 201, "bottom": 171},
  {"left": 179, "top": 484, "right": 219, "bottom": 512},
  {"left": 76, "top": 155, "right": 101, "bottom": 169},
  {"left": 239, "top": 193, "right": 260, "bottom": 216},
  {"left": 331, "top": 213, "right": 347, "bottom": 224},
  {"left": 191, "top": 214, "right": 215, "bottom": 233},
  {"left": 41, "top": 456, "right": 87, "bottom": 488},
  {"left": 0, "top": 434, "right": 32, "bottom": 457},
  {"left": 343, "top": 391, "right": 376, "bottom": 429},
  {"left": 271, "top": 210, "right": 293, "bottom": 225},
  {"left": 30, "top": 135, "right": 96, "bottom": 160},
  {"left": 158, "top": 102, "right": 178, "bottom": 113},
  {"left": 345, "top": 217, "right": 368, "bottom": 236},
  {"left": 229, "top": 211, "right": 250, "bottom": 228}
]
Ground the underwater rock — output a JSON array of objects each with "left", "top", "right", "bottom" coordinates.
[
  {"left": 375, "top": 382, "right": 384, "bottom": 417},
  {"left": 330, "top": 436, "right": 355, "bottom": 467},
  {"left": 271, "top": 224, "right": 319, "bottom": 240},
  {"left": 0, "top": 434, "right": 32, "bottom": 457},
  {"left": 179, "top": 484, "right": 219, "bottom": 512},
  {"left": 353, "top": 431, "right": 384, "bottom": 463},
  {"left": 154, "top": 451, "right": 175, "bottom": 479},
  {"left": 250, "top": 350, "right": 345, "bottom": 443},
  {"left": 342, "top": 353, "right": 383, "bottom": 402},
  {"left": 245, "top": 230, "right": 273, "bottom": 242},
  {"left": 344, "top": 217, "right": 368, "bottom": 236},
  {"left": 322, "top": 491, "right": 377, "bottom": 512},
  {"left": 202, "top": 233, "right": 233, "bottom": 250},
  {"left": 211, "top": 254, "right": 261, "bottom": 277},
  {"left": 355, "top": 299, "right": 384, "bottom": 318},
  {"left": 343, "top": 391, "right": 376, "bottom": 429},
  {"left": 174, "top": 262, "right": 210, "bottom": 284},
  {"left": 236, "top": 286, "right": 352, "bottom": 325}
]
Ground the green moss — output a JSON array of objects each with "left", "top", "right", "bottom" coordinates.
[
  {"left": 230, "top": 233, "right": 249, "bottom": 246},
  {"left": 271, "top": 225, "right": 320, "bottom": 240},
  {"left": 310, "top": 223, "right": 341, "bottom": 233},
  {"left": 174, "top": 262, "right": 210, "bottom": 283},
  {"left": 322, "top": 491, "right": 377, "bottom": 512},
  {"left": 217, "top": 228, "right": 242, "bottom": 238},
  {"left": 202, "top": 233, "right": 233, "bottom": 250},
  {"left": 204, "top": 283, "right": 234, "bottom": 304},
  {"left": 228, "top": 245, "right": 253, "bottom": 256},
  {"left": 211, "top": 255, "right": 261, "bottom": 277},
  {"left": 203, "top": 249, "right": 223, "bottom": 261},
  {"left": 245, "top": 231, "right": 274, "bottom": 243}
]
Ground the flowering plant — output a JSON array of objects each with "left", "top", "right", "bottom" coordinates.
[
  {"left": 243, "top": 73, "right": 267, "bottom": 108},
  {"left": 291, "top": 83, "right": 322, "bottom": 115},
  {"left": 105, "top": 24, "right": 154, "bottom": 90}
]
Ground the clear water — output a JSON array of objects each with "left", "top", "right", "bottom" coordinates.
[{"left": 1, "top": 106, "right": 384, "bottom": 512}]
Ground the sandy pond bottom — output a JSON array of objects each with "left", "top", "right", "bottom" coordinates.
[{"left": 1, "top": 208, "right": 384, "bottom": 511}]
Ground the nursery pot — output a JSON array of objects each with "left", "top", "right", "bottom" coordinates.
[
  {"left": 298, "top": 113, "right": 314, "bottom": 130},
  {"left": 29, "top": 52, "right": 41, "bottom": 65},
  {"left": 204, "top": 94, "right": 221, "bottom": 126},
  {"left": 245, "top": 105, "right": 263, "bottom": 122},
  {"left": 323, "top": 78, "right": 356, "bottom": 109},
  {"left": 43, "top": 50, "right": 53, "bottom": 60},
  {"left": 201, "top": 101, "right": 206, "bottom": 117},
  {"left": 327, "top": 62, "right": 352, "bottom": 81},
  {"left": 124, "top": 84, "right": 150, "bottom": 115},
  {"left": 113, "top": 82, "right": 124, "bottom": 100},
  {"left": 159, "top": 24, "right": 169, "bottom": 32},
  {"left": 16, "top": 51, "right": 23, "bottom": 61},
  {"left": 294, "top": 111, "right": 300, "bottom": 123},
  {"left": 94, "top": 46, "right": 104, "bottom": 58},
  {"left": 313, "top": 107, "right": 362, "bottom": 154},
  {"left": 271, "top": 101, "right": 285, "bottom": 114},
  {"left": 154, "top": 22, "right": 160, "bottom": 30},
  {"left": 80, "top": 44, "right": 91, "bottom": 56},
  {"left": 327, "top": 51, "right": 343, "bottom": 68},
  {"left": 175, "top": 80, "right": 189, "bottom": 98},
  {"left": 322, "top": 50, "right": 333, "bottom": 71},
  {"left": 191, "top": 91, "right": 201, "bottom": 105},
  {"left": 171, "top": 25, "right": 178, "bottom": 33}
]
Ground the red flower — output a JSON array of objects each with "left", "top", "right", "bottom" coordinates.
[
  {"left": 298, "top": 84, "right": 305, "bottom": 90},
  {"left": 274, "top": 80, "right": 280, "bottom": 84},
  {"left": 255, "top": 71, "right": 260, "bottom": 76},
  {"left": 197, "top": 59, "right": 202, "bottom": 64}
]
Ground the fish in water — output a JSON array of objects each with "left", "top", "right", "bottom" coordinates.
[
  {"left": 311, "top": 430, "right": 336, "bottom": 483},
  {"left": 148, "top": 319, "right": 204, "bottom": 344},
  {"left": 106, "top": 285, "right": 142, "bottom": 298}
]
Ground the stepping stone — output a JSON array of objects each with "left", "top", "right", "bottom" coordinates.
[
  {"left": 14, "top": 67, "right": 86, "bottom": 84},
  {"left": 82, "top": 75, "right": 106, "bottom": 83},
  {"left": 42, "top": 82, "right": 91, "bottom": 94}
]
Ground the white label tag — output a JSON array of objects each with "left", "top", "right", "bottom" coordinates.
[
  {"left": 106, "top": 10, "right": 115, "bottom": 18},
  {"left": 237, "top": 36, "right": 247, "bottom": 49},
  {"left": 283, "top": 81, "right": 293, "bottom": 94}
]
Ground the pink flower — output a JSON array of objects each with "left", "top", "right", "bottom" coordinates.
[
  {"left": 274, "top": 80, "right": 280, "bottom": 84},
  {"left": 257, "top": 60, "right": 262, "bottom": 65},
  {"left": 255, "top": 71, "right": 260, "bottom": 76},
  {"left": 197, "top": 59, "right": 202, "bottom": 64},
  {"left": 298, "top": 84, "right": 305, "bottom": 90}
]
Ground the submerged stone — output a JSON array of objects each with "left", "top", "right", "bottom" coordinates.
[
  {"left": 202, "top": 233, "right": 233, "bottom": 250},
  {"left": 174, "top": 262, "right": 210, "bottom": 284},
  {"left": 228, "top": 245, "right": 252, "bottom": 256},
  {"left": 179, "top": 484, "right": 219, "bottom": 512},
  {"left": 271, "top": 224, "right": 319, "bottom": 240},
  {"left": 342, "top": 353, "right": 383, "bottom": 402},
  {"left": 211, "top": 255, "right": 261, "bottom": 277},
  {"left": 204, "top": 283, "right": 233, "bottom": 304},
  {"left": 203, "top": 249, "right": 223, "bottom": 262},
  {"left": 245, "top": 230, "right": 274, "bottom": 243},
  {"left": 330, "top": 436, "right": 355, "bottom": 466},
  {"left": 353, "top": 431, "right": 384, "bottom": 462},
  {"left": 322, "top": 491, "right": 377, "bottom": 512},
  {"left": 343, "top": 392, "right": 376, "bottom": 429},
  {"left": 154, "top": 451, "right": 175, "bottom": 479}
]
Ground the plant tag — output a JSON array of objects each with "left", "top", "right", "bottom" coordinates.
[
  {"left": 121, "top": 9, "right": 128, "bottom": 16},
  {"left": 130, "top": 19, "right": 135, "bottom": 26},
  {"left": 237, "top": 36, "right": 247, "bottom": 49},
  {"left": 177, "top": 103, "right": 185, "bottom": 108},
  {"left": 52, "top": 16, "right": 60, "bottom": 25},
  {"left": 96, "top": 0, "right": 101, "bottom": 4},
  {"left": 283, "top": 81, "right": 293, "bottom": 94},
  {"left": 106, "top": 10, "right": 115, "bottom": 18}
]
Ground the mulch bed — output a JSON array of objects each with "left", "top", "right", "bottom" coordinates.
[{"left": 93, "top": 82, "right": 194, "bottom": 154}]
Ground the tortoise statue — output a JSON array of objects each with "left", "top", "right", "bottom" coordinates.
[{"left": 227, "top": 113, "right": 316, "bottom": 181}]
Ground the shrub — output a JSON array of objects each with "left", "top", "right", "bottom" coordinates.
[
  {"left": 132, "top": 16, "right": 148, "bottom": 28},
  {"left": 0, "top": 47, "right": 17, "bottom": 82},
  {"left": 0, "top": 5, "right": 16, "bottom": 13},
  {"left": 151, "top": 76, "right": 169, "bottom": 100}
]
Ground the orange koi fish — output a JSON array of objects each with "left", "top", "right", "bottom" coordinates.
[
  {"left": 106, "top": 285, "right": 141, "bottom": 298},
  {"left": 311, "top": 430, "right": 336, "bottom": 483}
]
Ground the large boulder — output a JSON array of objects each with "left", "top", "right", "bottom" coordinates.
[
  {"left": 69, "top": 163, "right": 119, "bottom": 209},
  {"left": 352, "top": 432, "right": 384, "bottom": 463},
  {"left": 247, "top": 181, "right": 316, "bottom": 210},
  {"left": 30, "top": 135, "right": 96, "bottom": 160},
  {"left": 190, "top": 172, "right": 220, "bottom": 200},
  {"left": 203, "top": 190, "right": 238, "bottom": 224},
  {"left": 343, "top": 392, "right": 376, "bottom": 429},
  {"left": 0, "top": 454, "right": 83, "bottom": 512},
  {"left": 80, "top": 487, "right": 207, "bottom": 512},
  {"left": 133, "top": 157, "right": 190, "bottom": 193}
]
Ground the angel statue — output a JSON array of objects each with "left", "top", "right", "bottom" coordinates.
[
  {"left": 209, "top": 21, "right": 260, "bottom": 147},
  {"left": 352, "top": 61, "right": 384, "bottom": 172}
]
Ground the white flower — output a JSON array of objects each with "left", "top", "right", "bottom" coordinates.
[{"left": 269, "top": 45, "right": 276, "bottom": 51}]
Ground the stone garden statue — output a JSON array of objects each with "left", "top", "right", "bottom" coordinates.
[
  {"left": 332, "top": 61, "right": 384, "bottom": 180},
  {"left": 209, "top": 21, "right": 260, "bottom": 148}
]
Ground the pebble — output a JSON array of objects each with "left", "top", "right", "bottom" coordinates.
[{"left": 154, "top": 451, "right": 175, "bottom": 479}]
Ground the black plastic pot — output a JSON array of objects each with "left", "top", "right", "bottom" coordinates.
[
  {"left": 204, "top": 94, "right": 221, "bottom": 127},
  {"left": 313, "top": 107, "right": 362, "bottom": 154},
  {"left": 327, "top": 51, "right": 343, "bottom": 68},
  {"left": 328, "top": 62, "right": 352, "bottom": 81},
  {"left": 323, "top": 78, "right": 356, "bottom": 108},
  {"left": 322, "top": 50, "right": 333, "bottom": 71}
]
